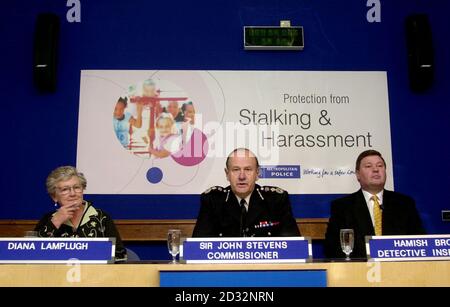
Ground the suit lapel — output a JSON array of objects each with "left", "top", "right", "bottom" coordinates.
[
  {"left": 227, "top": 193, "right": 242, "bottom": 224},
  {"left": 381, "top": 189, "right": 392, "bottom": 209},
  {"left": 381, "top": 189, "right": 394, "bottom": 234},
  {"left": 353, "top": 190, "right": 375, "bottom": 235},
  {"left": 245, "top": 187, "right": 266, "bottom": 227}
]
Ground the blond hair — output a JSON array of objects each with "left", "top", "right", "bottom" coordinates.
[{"left": 46, "top": 166, "right": 87, "bottom": 196}]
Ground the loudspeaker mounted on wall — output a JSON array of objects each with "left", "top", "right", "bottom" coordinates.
[
  {"left": 33, "top": 13, "right": 60, "bottom": 92},
  {"left": 405, "top": 14, "right": 434, "bottom": 92}
]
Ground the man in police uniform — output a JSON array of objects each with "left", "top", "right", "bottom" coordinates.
[{"left": 192, "top": 148, "right": 300, "bottom": 237}]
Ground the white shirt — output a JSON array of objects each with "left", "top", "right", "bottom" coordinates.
[
  {"left": 362, "top": 189, "right": 384, "bottom": 227},
  {"left": 235, "top": 195, "right": 251, "bottom": 212}
]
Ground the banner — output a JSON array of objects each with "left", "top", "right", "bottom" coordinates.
[{"left": 77, "top": 70, "right": 393, "bottom": 194}]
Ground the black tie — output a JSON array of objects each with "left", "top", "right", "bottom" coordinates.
[{"left": 239, "top": 199, "right": 247, "bottom": 237}]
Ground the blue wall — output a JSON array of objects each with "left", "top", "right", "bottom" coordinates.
[{"left": 2, "top": 0, "right": 450, "bottom": 259}]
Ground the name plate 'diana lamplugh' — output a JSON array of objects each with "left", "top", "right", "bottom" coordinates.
[{"left": 0, "top": 237, "right": 116, "bottom": 263}]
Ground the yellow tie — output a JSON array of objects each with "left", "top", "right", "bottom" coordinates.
[{"left": 372, "top": 195, "right": 382, "bottom": 236}]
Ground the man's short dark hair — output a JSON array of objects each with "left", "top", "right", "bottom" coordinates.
[
  {"left": 225, "top": 148, "right": 259, "bottom": 169},
  {"left": 355, "top": 149, "right": 386, "bottom": 171}
]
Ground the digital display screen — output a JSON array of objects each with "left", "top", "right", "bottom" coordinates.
[{"left": 244, "top": 26, "right": 304, "bottom": 50}]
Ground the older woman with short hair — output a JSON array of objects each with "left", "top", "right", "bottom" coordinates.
[{"left": 35, "top": 166, "right": 127, "bottom": 262}]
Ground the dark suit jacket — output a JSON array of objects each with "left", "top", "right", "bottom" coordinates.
[
  {"left": 192, "top": 184, "right": 300, "bottom": 237},
  {"left": 324, "top": 189, "right": 425, "bottom": 259}
]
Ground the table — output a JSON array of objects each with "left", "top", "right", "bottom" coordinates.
[{"left": 1, "top": 260, "right": 449, "bottom": 286}]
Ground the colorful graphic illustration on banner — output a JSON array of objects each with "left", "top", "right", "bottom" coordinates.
[{"left": 111, "top": 77, "right": 208, "bottom": 173}]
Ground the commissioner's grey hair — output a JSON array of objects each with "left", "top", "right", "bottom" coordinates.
[
  {"left": 225, "top": 148, "right": 259, "bottom": 170},
  {"left": 46, "top": 166, "right": 87, "bottom": 196}
]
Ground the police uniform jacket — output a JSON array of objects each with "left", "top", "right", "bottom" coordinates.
[{"left": 192, "top": 184, "right": 300, "bottom": 237}]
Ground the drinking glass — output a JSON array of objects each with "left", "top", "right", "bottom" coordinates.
[
  {"left": 167, "top": 229, "right": 181, "bottom": 264},
  {"left": 340, "top": 229, "right": 354, "bottom": 261},
  {"left": 24, "top": 231, "right": 38, "bottom": 237}
]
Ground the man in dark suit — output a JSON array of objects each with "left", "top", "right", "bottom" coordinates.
[
  {"left": 324, "top": 150, "right": 425, "bottom": 259},
  {"left": 192, "top": 148, "right": 300, "bottom": 237}
]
